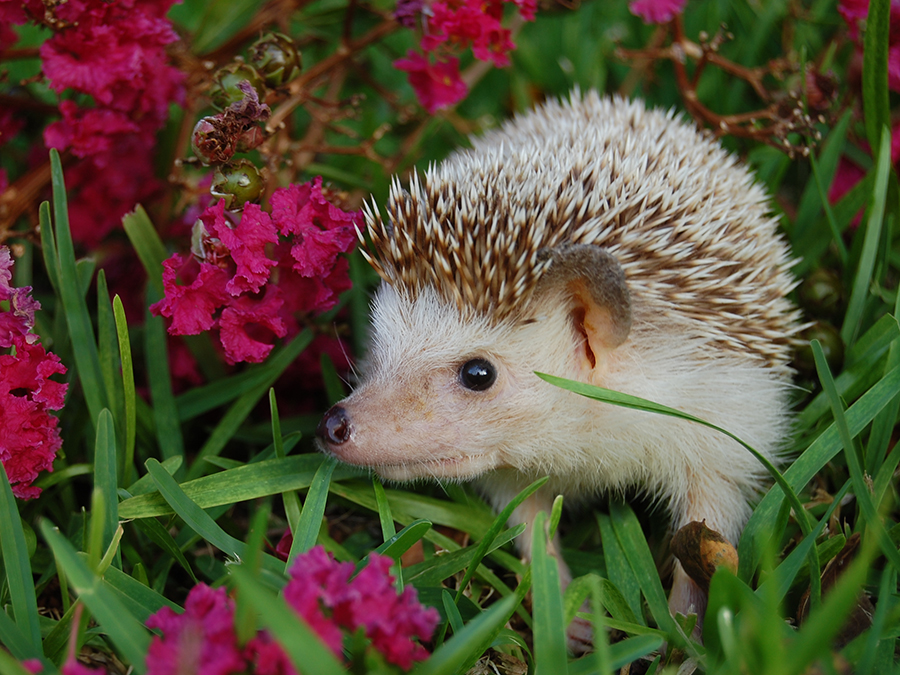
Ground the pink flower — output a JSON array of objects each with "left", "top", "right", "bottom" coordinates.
[
  {"left": 394, "top": 52, "right": 469, "bottom": 113},
  {"left": 202, "top": 201, "right": 278, "bottom": 295},
  {"left": 284, "top": 546, "right": 439, "bottom": 669},
  {"left": 152, "top": 179, "right": 358, "bottom": 364},
  {"left": 217, "top": 288, "right": 287, "bottom": 364},
  {"left": 153, "top": 254, "right": 231, "bottom": 336},
  {"left": 270, "top": 178, "right": 360, "bottom": 279},
  {"left": 629, "top": 0, "right": 687, "bottom": 23},
  {"left": 146, "top": 584, "right": 246, "bottom": 675},
  {"left": 0, "top": 248, "right": 67, "bottom": 500}
]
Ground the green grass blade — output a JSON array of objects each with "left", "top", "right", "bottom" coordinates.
[
  {"left": 40, "top": 521, "right": 151, "bottom": 673},
  {"left": 38, "top": 201, "right": 59, "bottom": 293},
  {"left": 596, "top": 513, "right": 643, "bottom": 625},
  {"left": 114, "top": 296, "right": 137, "bottom": 486},
  {"left": 186, "top": 329, "right": 314, "bottom": 479},
  {"left": 537, "top": 372, "right": 812, "bottom": 539},
  {"left": 863, "top": 0, "right": 891, "bottom": 153},
  {"left": 48, "top": 149, "right": 108, "bottom": 425},
  {"left": 442, "top": 589, "right": 465, "bottom": 634},
  {"left": 93, "top": 409, "right": 120, "bottom": 569},
  {"left": 0, "top": 463, "right": 42, "bottom": 651},
  {"left": 531, "top": 510, "right": 569, "bottom": 675},
  {"left": 412, "top": 594, "right": 521, "bottom": 675},
  {"left": 131, "top": 518, "right": 198, "bottom": 583},
  {"left": 119, "top": 454, "right": 359, "bottom": 518},
  {"left": 0, "top": 635, "right": 56, "bottom": 675},
  {"left": 144, "top": 286, "right": 184, "bottom": 464},
  {"left": 373, "top": 476, "right": 397, "bottom": 541},
  {"left": 454, "top": 477, "right": 548, "bottom": 605},
  {"left": 372, "top": 519, "right": 433, "bottom": 562},
  {"left": 609, "top": 502, "right": 687, "bottom": 647},
  {"left": 842, "top": 127, "right": 891, "bottom": 346},
  {"left": 270, "top": 389, "right": 302, "bottom": 532},
  {"left": 121, "top": 205, "right": 169, "bottom": 297},
  {"left": 286, "top": 456, "right": 337, "bottom": 568},
  {"left": 97, "top": 272, "right": 124, "bottom": 447},
  {"left": 144, "top": 458, "right": 283, "bottom": 572},
  {"left": 812, "top": 340, "right": 900, "bottom": 571},
  {"left": 404, "top": 525, "right": 524, "bottom": 587},
  {"left": 740, "top": 362, "right": 900, "bottom": 577}
]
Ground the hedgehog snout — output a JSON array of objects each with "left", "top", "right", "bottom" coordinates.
[{"left": 317, "top": 405, "right": 352, "bottom": 445}]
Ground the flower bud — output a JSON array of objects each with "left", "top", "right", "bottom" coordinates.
[
  {"left": 211, "top": 160, "right": 266, "bottom": 210},
  {"left": 249, "top": 33, "right": 302, "bottom": 87},
  {"left": 209, "top": 64, "right": 266, "bottom": 110},
  {"left": 798, "top": 267, "right": 844, "bottom": 321}
]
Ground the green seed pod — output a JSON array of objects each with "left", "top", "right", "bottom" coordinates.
[
  {"left": 211, "top": 160, "right": 266, "bottom": 210},
  {"left": 798, "top": 268, "right": 844, "bottom": 321},
  {"left": 794, "top": 320, "right": 844, "bottom": 378},
  {"left": 209, "top": 63, "right": 266, "bottom": 110},
  {"left": 249, "top": 32, "right": 302, "bottom": 87}
]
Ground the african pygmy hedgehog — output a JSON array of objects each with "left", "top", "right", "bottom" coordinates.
[{"left": 317, "top": 91, "right": 801, "bottom": 647}]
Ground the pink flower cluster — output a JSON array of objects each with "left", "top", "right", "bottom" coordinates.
[
  {"left": 0, "top": 247, "right": 67, "bottom": 499},
  {"left": 151, "top": 178, "right": 359, "bottom": 364},
  {"left": 628, "top": 0, "right": 687, "bottom": 23},
  {"left": 0, "top": 0, "right": 184, "bottom": 245},
  {"left": 393, "top": 0, "right": 536, "bottom": 113},
  {"left": 145, "top": 547, "right": 440, "bottom": 674}
]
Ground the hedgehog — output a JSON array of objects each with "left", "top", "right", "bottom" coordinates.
[{"left": 316, "top": 91, "right": 801, "bottom": 648}]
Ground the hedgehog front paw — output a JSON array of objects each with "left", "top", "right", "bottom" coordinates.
[{"left": 566, "top": 613, "right": 594, "bottom": 654}]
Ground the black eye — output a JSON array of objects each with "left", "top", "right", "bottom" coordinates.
[{"left": 459, "top": 358, "right": 497, "bottom": 391}]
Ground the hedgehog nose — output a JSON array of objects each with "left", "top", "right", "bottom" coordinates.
[{"left": 317, "top": 405, "right": 352, "bottom": 445}]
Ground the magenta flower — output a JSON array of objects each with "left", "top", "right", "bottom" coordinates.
[
  {"left": 0, "top": 247, "right": 67, "bottom": 500},
  {"left": 283, "top": 546, "right": 440, "bottom": 669},
  {"left": 394, "top": 52, "right": 469, "bottom": 113},
  {"left": 146, "top": 584, "right": 246, "bottom": 675},
  {"left": 151, "top": 179, "right": 359, "bottom": 364},
  {"left": 629, "top": 0, "right": 687, "bottom": 23}
]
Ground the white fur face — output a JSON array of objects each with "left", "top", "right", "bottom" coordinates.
[{"left": 319, "top": 283, "right": 598, "bottom": 482}]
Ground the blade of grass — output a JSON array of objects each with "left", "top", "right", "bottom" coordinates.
[
  {"left": 48, "top": 149, "right": 108, "bottom": 425},
  {"left": 121, "top": 205, "right": 168, "bottom": 297},
  {"left": 114, "top": 296, "right": 137, "bottom": 486},
  {"left": 373, "top": 476, "right": 397, "bottom": 541},
  {"left": 536, "top": 372, "right": 813, "bottom": 540},
  {"left": 41, "top": 521, "right": 151, "bottom": 673},
  {"left": 412, "top": 594, "right": 521, "bottom": 675},
  {"left": 97, "top": 272, "right": 125, "bottom": 457},
  {"left": 270, "top": 390, "right": 302, "bottom": 532},
  {"left": 144, "top": 286, "right": 184, "bottom": 464},
  {"left": 596, "top": 512, "right": 643, "bottom": 624},
  {"left": 863, "top": 0, "right": 891, "bottom": 153},
  {"left": 93, "top": 409, "right": 120, "bottom": 569},
  {"left": 812, "top": 340, "right": 900, "bottom": 571},
  {"left": 531, "top": 510, "right": 569, "bottom": 675},
  {"left": 286, "top": 456, "right": 337, "bottom": 568},
  {"left": 842, "top": 127, "right": 891, "bottom": 346},
  {"left": 0, "top": 463, "right": 42, "bottom": 651},
  {"left": 609, "top": 502, "right": 688, "bottom": 648},
  {"left": 741, "top": 362, "right": 900, "bottom": 577},
  {"left": 144, "top": 458, "right": 283, "bottom": 572},
  {"left": 372, "top": 519, "right": 432, "bottom": 562}
]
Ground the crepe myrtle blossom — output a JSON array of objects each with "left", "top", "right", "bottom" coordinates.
[
  {"left": 151, "top": 178, "right": 359, "bottom": 364},
  {"left": 629, "top": 0, "right": 687, "bottom": 23},
  {"left": 142, "top": 547, "right": 438, "bottom": 673},
  {"left": 0, "top": 0, "right": 184, "bottom": 244},
  {"left": 393, "top": 0, "right": 536, "bottom": 112},
  {"left": 0, "top": 247, "right": 67, "bottom": 500}
]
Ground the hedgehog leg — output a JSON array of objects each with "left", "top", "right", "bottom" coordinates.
[{"left": 669, "top": 562, "right": 707, "bottom": 638}]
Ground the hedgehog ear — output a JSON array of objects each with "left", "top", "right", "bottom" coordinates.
[{"left": 536, "top": 244, "right": 632, "bottom": 369}]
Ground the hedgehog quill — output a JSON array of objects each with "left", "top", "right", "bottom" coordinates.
[{"left": 316, "top": 92, "right": 801, "bottom": 649}]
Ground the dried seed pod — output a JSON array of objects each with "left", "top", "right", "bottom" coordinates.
[
  {"left": 671, "top": 521, "right": 739, "bottom": 593},
  {"left": 249, "top": 32, "right": 301, "bottom": 87}
]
